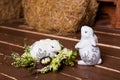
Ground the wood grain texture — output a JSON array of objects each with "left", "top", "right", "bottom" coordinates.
[
  {"left": 0, "top": 25, "right": 120, "bottom": 80},
  {"left": 115, "top": 0, "right": 120, "bottom": 28}
]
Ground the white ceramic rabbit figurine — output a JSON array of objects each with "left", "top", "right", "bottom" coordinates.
[
  {"left": 75, "top": 26, "right": 102, "bottom": 65},
  {"left": 30, "top": 39, "right": 62, "bottom": 62}
]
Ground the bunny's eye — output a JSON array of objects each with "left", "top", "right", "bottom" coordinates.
[
  {"left": 85, "top": 31, "right": 87, "bottom": 33},
  {"left": 51, "top": 46, "right": 54, "bottom": 48}
]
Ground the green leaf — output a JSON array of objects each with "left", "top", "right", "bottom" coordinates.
[{"left": 11, "top": 45, "right": 36, "bottom": 71}]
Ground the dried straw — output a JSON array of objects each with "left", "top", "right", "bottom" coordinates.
[
  {"left": 0, "top": 0, "right": 22, "bottom": 23},
  {"left": 22, "top": 0, "right": 99, "bottom": 35}
]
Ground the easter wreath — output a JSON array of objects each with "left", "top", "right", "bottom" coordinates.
[{"left": 11, "top": 39, "right": 78, "bottom": 74}]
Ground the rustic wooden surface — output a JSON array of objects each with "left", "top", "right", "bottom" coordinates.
[
  {"left": 115, "top": 0, "right": 120, "bottom": 28},
  {"left": 0, "top": 23, "right": 120, "bottom": 80},
  {"left": 0, "top": 1, "right": 120, "bottom": 79}
]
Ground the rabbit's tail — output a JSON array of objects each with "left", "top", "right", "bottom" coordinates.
[{"left": 97, "top": 58, "right": 102, "bottom": 64}]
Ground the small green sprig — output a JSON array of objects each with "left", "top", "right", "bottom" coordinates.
[
  {"left": 37, "top": 48, "right": 78, "bottom": 74},
  {"left": 63, "top": 50, "right": 78, "bottom": 66},
  {"left": 11, "top": 45, "right": 36, "bottom": 71}
]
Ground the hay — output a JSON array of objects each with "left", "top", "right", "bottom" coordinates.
[
  {"left": 0, "top": 0, "right": 22, "bottom": 23},
  {"left": 22, "top": 0, "right": 99, "bottom": 35}
]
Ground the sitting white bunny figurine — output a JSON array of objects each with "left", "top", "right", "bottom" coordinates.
[
  {"left": 30, "top": 39, "right": 62, "bottom": 62},
  {"left": 75, "top": 26, "right": 102, "bottom": 65}
]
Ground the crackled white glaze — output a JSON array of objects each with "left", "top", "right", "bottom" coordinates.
[
  {"left": 30, "top": 39, "right": 61, "bottom": 61},
  {"left": 75, "top": 26, "right": 102, "bottom": 65}
]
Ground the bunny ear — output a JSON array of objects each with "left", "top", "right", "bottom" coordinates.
[
  {"left": 90, "top": 33, "right": 98, "bottom": 43},
  {"left": 90, "top": 39, "right": 96, "bottom": 46},
  {"left": 94, "top": 34, "right": 98, "bottom": 43}
]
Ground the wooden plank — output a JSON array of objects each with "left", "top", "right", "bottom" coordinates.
[
  {"left": 100, "top": 55, "right": 120, "bottom": 71},
  {"left": 94, "top": 26, "right": 120, "bottom": 34},
  {"left": 115, "top": 0, "right": 120, "bottom": 28},
  {"left": 0, "top": 26, "right": 120, "bottom": 47},
  {"left": 61, "top": 66, "right": 120, "bottom": 80},
  {"left": 0, "top": 42, "right": 24, "bottom": 55},
  {"left": 0, "top": 74, "right": 13, "bottom": 80},
  {"left": 99, "top": 46, "right": 120, "bottom": 57},
  {"left": 96, "top": 32, "right": 120, "bottom": 47},
  {"left": 0, "top": 63, "right": 80, "bottom": 80},
  {"left": 0, "top": 33, "right": 35, "bottom": 47},
  {"left": 0, "top": 33, "right": 24, "bottom": 46}
]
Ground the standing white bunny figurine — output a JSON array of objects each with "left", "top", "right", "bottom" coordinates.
[{"left": 75, "top": 26, "right": 102, "bottom": 65}]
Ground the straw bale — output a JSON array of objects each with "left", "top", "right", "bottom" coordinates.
[
  {"left": 22, "top": 0, "right": 99, "bottom": 35},
  {"left": 0, "top": 0, "right": 22, "bottom": 23}
]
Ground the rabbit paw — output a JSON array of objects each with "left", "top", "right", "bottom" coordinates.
[{"left": 78, "top": 60, "right": 87, "bottom": 65}]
